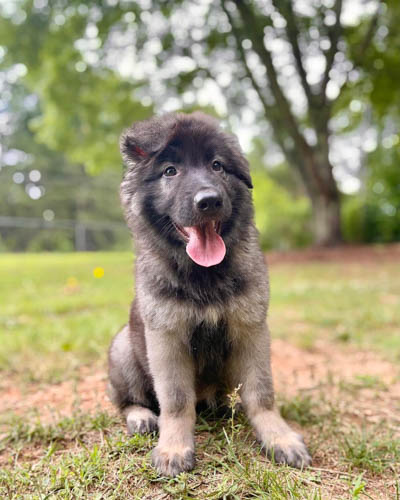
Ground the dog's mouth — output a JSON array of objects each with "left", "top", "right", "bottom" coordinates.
[{"left": 173, "top": 221, "right": 226, "bottom": 267}]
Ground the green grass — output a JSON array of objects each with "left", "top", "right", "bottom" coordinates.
[
  {"left": 0, "top": 252, "right": 133, "bottom": 381},
  {"left": 1, "top": 411, "right": 321, "bottom": 499},
  {"left": 279, "top": 395, "right": 320, "bottom": 427},
  {"left": 268, "top": 260, "right": 400, "bottom": 357},
  {"left": 1, "top": 253, "right": 399, "bottom": 381},
  {"left": 1, "top": 400, "right": 399, "bottom": 498},
  {"left": 341, "top": 429, "right": 400, "bottom": 474},
  {"left": 1, "top": 252, "right": 400, "bottom": 499}
]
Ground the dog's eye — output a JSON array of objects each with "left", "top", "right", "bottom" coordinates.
[
  {"left": 212, "top": 160, "right": 223, "bottom": 172},
  {"left": 164, "top": 166, "right": 177, "bottom": 177}
]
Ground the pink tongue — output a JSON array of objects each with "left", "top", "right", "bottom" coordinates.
[{"left": 184, "top": 223, "right": 226, "bottom": 267}]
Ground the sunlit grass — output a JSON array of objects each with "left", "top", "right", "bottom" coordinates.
[
  {"left": 0, "top": 252, "right": 133, "bottom": 380},
  {"left": 268, "top": 260, "right": 400, "bottom": 358},
  {"left": 1, "top": 253, "right": 400, "bottom": 381}
]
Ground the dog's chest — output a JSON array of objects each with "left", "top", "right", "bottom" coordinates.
[
  {"left": 155, "top": 263, "right": 247, "bottom": 308},
  {"left": 189, "top": 319, "right": 231, "bottom": 384}
]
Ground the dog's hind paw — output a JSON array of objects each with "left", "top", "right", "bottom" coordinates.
[
  {"left": 124, "top": 405, "right": 158, "bottom": 435},
  {"left": 152, "top": 445, "right": 195, "bottom": 476},
  {"left": 264, "top": 432, "right": 312, "bottom": 469}
]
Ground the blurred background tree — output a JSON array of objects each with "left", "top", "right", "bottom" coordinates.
[
  {"left": 0, "top": 81, "right": 129, "bottom": 251},
  {"left": 0, "top": 0, "right": 399, "bottom": 251}
]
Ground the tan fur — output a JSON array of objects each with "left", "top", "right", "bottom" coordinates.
[
  {"left": 152, "top": 410, "right": 196, "bottom": 475},
  {"left": 145, "top": 328, "right": 197, "bottom": 475}
]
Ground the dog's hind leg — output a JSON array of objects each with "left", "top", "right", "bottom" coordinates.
[
  {"left": 108, "top": 324, "right": 158, "bottom": 434},
  {"left": 123, "top": 405, "right": 158, "bottom": 434}
]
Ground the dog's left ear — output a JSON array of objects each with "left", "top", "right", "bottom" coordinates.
[
  {"left": 236, "top": 155, "right": 253, "bottom": 189},
  {"left": 120, "top": 114, "right": 177, "bottom": 167},
  {"left": 225, "top": 135, "right": 253, "bottom": 189}
]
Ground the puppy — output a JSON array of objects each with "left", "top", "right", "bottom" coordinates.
[{"left": 108, "top": 112, "right": 311, "bottom": 476}]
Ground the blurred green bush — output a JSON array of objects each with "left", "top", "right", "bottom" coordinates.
[
  {"left": 342, "top": 145, "right": 400, "bottom": 244},
  {"left": 252, "top": 170, "right": 312, "bottom": 250}
]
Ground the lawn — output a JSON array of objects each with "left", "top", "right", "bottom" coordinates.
[{"left": 0, "top": 251, "right": 399, "bottom": 499}]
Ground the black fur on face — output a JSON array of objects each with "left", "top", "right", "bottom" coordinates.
[{"left": 120, "top": 112, "right": 254, "bottom": 264}]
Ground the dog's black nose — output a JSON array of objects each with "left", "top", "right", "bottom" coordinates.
[{"left": 194, "top": 189, "right": 223, "bottom": 214}]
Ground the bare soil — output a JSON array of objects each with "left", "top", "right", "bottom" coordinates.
[{"left": 1, "top": 339, "right": 399, "bottom": 432}]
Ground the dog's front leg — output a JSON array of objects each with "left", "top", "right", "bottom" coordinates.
[
  {"left": 145, "top": 329, "right": 196, "bottom": 476},
  {"left": 230, "top": 324, "right": 312, "bottom": 468}
]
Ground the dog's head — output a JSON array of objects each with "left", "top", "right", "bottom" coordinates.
[{"left": 120, "top": 112, "right": 253, "bottom": 268}]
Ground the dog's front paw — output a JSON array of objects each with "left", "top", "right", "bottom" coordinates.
[
  {"left": 264, "top": 432, "right": 311, "bottom": 469},
  {"left": 152, "top": 445, "right": 195, "bottom": 476}
]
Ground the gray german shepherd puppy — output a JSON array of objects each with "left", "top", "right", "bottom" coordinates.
[{"left": 108, "top": 112, "right": 311, "bottom": 476}]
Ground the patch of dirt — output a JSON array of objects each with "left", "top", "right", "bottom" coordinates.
[
  {"left": 266, "top": 243, "right": 400, "bottom": 264},
  {"left": 272, "top": 339, "right": 400, "bottom": 431},
  {"left": 0, "top": 370, "right": 113, "bottom": 424},
  {"left": 1, "top": 340, "right": 399, "bottom": 431}
]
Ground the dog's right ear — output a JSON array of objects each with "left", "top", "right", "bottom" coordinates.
[
  {"left": 120, "top": 129, "right": 150, "bottom": 165},
  {"left": 120, "top": 114, "right": 177, "bottom": 166}
]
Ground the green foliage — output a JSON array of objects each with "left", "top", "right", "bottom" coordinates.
[
  {"left": 32, "top": 71, "right": 151, "bottom": 173},
  {"left": 342, "top": 196, "right": 366, "bottom": 243},
  {"left": 0, "top": 1, "right": 152, "bottom": 172},
  {"left": 252, "top": 169, "right": 312, "bottom": 250},
  {"left": 0, "top": 82, "right": 130, "bottom": 252},
  {"left": 354, "top": 0, "right": 400, "bottom": 119},
  {"left": 247, "top": 139, "right": 312, "bottom": 250},
  {"left": 342, "top": 144, "right": 400, "bottom": 243},
  {"left": 1, "top": 0, "right": 399, "bottom": 247}
]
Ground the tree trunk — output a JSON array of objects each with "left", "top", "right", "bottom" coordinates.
[
  {"left": 225, "top": 0, "right": 380, "bottom": 247},
  {"left": 310, "top": 191, "right": 342, "bottom": 247},
  {"left": 291, "top": 143, "right": 343, "bottom": 246}
]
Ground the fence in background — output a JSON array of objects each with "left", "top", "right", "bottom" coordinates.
[{"left": 0, "top": 216, "right": 130, "bottom": 251}]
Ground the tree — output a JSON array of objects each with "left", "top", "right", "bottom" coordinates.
[
  {"left": 144, "top": 0, "right": 384, "bottom": 245},
  {"left": 0, "top": 82, "right": 129, "bottom": 251},
  {"left": 0, "top": 1, "right": 152, "bottom": 172},
  {"left": 222, "top": 0, "right": 345, "bottom": 245},
  {"left": 0, "top": 0, "right": 394, "bottom": 245}
]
